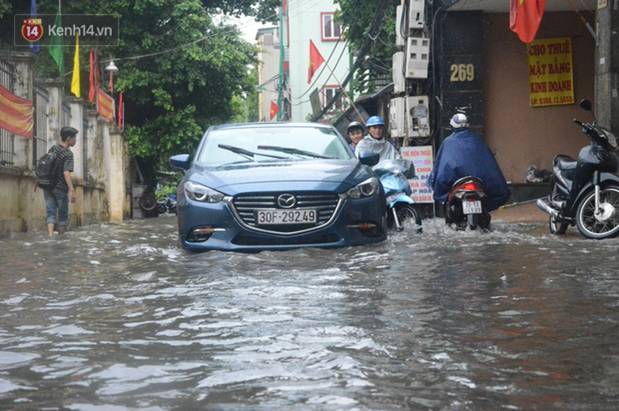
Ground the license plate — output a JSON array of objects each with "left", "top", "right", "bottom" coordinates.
[
  {"left": 255, "top": 209, "right": 317, "bottom": 225},
  {"left": 463, "top": 200, "right": 482, "bottom": 214}
]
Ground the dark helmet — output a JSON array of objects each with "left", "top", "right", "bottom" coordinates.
[
  {"left": 347, "top": 121, "right": 364, "bottom": 134},
  {"left": 60, "top": 126, "right": 78, "bottom": 140}
]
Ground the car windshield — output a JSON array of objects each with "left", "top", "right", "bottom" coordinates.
[{"left": 197, "top": 126, "right": 352, "bottom": 166}]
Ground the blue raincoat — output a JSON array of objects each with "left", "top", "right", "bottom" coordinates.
[{"left": 428, "top": 129, "right": 510, "bottom": 211}]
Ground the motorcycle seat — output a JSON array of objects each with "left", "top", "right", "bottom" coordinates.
[
  {"left": 554, "top": 155, "right": 577, "bottom": 171},
  {"left": 557, "top": 159, "right": 577, "bottom": 170}
]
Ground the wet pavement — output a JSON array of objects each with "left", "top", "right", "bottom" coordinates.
[{"left": 0, "top": 216, "right": 618, "bottom": 410}]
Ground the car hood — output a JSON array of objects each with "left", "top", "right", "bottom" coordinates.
[{"left": 187, "top": 160, "right": 372, "bottom": 195}]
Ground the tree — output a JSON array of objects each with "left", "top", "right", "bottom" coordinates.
[
  {"left": 0, "top": 0, "right": 277, "bottom": 169},
  {"left": 335, "top": 0, "right": 398, "bottom": 94}
]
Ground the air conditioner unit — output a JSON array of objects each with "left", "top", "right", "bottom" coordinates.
[
  {"left": 389, "top": 97, "right": 406, "bottom": 138},
  {"left": 405, "top": 36, "right": 430, "bottom": 79},
  {"left": 392, "top": 52, "right": 405, "bottom": 94},
  {"left": 406, "top": 96, "right": 431, "bottom": 137},
  {"left": 395, "top": 5, "right": 405, "bottom": 47},
  {"left": 409, "top": 0, "right": 425, "bottom": 30}
]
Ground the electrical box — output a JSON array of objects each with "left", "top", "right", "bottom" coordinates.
[
  {"left": 389, "top": 97, "right": 406, "bottom": 138},
  {"left": 406, "top": 96, "right": 431, "bottom": 137},
  {"left": 395, "top": 5, "right": 405, "bottom": 47},
  {"left": 409, "top": 0, "right": 425, "bottom": 30},
  {"left": 392, "top": 52, "right": 405, "bottom": 94},
  {"left": 406, "top": 36, "right": 430, "bottom": 79}
]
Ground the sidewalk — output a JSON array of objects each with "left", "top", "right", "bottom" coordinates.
[{"left": 492, "top": 202, "right": 547, "bottom": 223}]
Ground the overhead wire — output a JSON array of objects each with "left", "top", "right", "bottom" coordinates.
[
  {"left": 311, "top": 0, "right": 389, "bottom": 121},
  {"left": 291, "top": 36, "right": 350, "bottom": 105},
  {"left": 291, "top": 33, "right": 346, "bottom": 100},
  {"left": 98, "top": 0, "right": 325, "bottom": 64},
  {"left": 61, "top": 0, "right": 324, "bottom": 77}
]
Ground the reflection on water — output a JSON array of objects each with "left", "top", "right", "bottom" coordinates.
[{"left": 1, "top": 217, "right": 618, "bottom": 410}]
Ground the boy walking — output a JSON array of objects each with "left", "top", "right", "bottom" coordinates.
[{"left": 43, "top": 126, "right": 78, "bottom": 237}]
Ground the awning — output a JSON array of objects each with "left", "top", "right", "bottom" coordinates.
[
  {"left": 446, "top": 0, "right": 595, "bottom": 12},
  {"left": 332, "top": 83, "right": 394, "bottom": 132}
]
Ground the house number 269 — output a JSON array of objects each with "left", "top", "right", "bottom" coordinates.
[{"left": 450, "top": 64, "right": 475, "bottom": 82}]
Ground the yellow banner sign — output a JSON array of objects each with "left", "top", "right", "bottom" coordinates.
[{"left": 528, "top": 37, "right": 575, "bottom": 107}]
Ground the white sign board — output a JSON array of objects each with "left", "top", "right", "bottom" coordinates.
[{"left": 401, "top": 145, "right": 434, "bottom": 203}]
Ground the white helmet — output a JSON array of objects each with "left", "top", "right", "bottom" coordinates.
[{"left": 450, "top": 113, "right": 469, "bottom": 129}]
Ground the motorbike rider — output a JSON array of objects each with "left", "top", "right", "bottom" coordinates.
[
  {"left": 428, "top": 112, "right": 510, "bottom": 211},
  {"left": 347, "top": 121, "right": 365, "bottom": 152},
  {"left": 355, "top": 116, "right": 401, "bottom": 161}
]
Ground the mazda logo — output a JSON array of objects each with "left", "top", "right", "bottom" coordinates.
[{"left": 277, "top": 194, "right": 297, "bottom": 209}]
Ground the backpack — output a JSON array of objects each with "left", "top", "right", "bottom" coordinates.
[{"left": 35, "top": 148, "right": 60, "bottom": 190}]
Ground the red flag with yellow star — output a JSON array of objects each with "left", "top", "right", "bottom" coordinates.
[
  {"left": 307, "top": 40, "right": 325, "bottom": 83},
  {"left": 510, "top": 0, "right": 545, "bottom": 44},
  {"left": 270, "top": 100, "right": 279, "bottom": 120}
]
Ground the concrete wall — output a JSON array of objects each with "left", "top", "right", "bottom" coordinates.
[
  {"left": 0, "top": 171, "right": 107, "bottom": 233},
  {"left": 288, "top": 0, "right": 350, "bottom": 121},
  {"left": 482, "top": 12, "right": 595, "bottom": 183},
  {"left": 0, "top": 53, "right": 128, "bottom": 237}
]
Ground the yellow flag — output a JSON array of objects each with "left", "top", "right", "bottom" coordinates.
[{"left": 70, "top": 35, "right": 80, "bottom": 98}]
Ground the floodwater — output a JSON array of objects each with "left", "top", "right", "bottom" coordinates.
[{"left": 1, "top": 217, "right": 618, "bottom": 410}]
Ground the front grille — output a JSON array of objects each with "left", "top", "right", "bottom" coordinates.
[
  {"left": 231, "top": 192, "right": 341, "bottom": 234},
  {"left": 232, "top": 233, "right": 340, "bottom": 246}
]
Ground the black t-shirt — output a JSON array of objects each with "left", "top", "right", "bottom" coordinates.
[{"left": 50, "top": 144, "right": 74, "bottom": 192}]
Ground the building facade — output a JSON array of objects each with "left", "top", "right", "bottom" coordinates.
[
  {"left": 257, "top": 0, "right": 350, "bottom": 122},
  {"left": 256, "top": 27, "right": 281, "bottom": 122},
  {"left": 432, "top": 0, "right": 612, "bottom": 190}
]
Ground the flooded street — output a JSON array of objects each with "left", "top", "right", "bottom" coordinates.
[{"left": 1, "top": 216, "right": 618, "bottom": 410}]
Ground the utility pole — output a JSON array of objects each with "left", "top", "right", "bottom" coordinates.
[
  {"left": 277, "top": 0, "right": 285, "bottom": 121},
  {"left": 595, "top": 2, "right": 619, "bottom": 134}
]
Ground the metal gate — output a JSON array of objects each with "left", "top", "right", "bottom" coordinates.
[
  {"left": 0, "top": 59, "right": 15, "bottom": 166},
  {"left": 33, "top": 85, "right": 49, "bottom": 165}
]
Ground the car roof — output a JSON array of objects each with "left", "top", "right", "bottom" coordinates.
[{"left": 209, "top": 122, "right": 334, "bottom": 131}]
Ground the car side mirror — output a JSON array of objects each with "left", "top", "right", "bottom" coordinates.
[
  {"left": 579, "top": 99, "right": 592, "bottom": 112},
  {"left": 358, "top": 152, "right": 380, "bottom": 167},
  {"left": 170, "top": 154, "right": 190, "bottom": 171}
]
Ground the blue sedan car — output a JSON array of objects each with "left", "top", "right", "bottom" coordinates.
[{"left": 170, "top": 123, "right": 386, "bottom": 251}]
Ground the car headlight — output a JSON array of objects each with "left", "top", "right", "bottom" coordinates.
[
  {"left": 342, "top": 177, "right": 379, "bottom": 199},
  {"left": 184, "top": 181, "right": 225, "bottom": 203}
]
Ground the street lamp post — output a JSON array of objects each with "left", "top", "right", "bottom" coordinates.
[{"left": 105, "top": 60, "right": 119, "bottom": 95}]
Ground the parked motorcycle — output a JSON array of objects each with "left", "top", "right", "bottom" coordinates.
[
  {"left": 445, "top": 176, "right": 491, "bottom": 230},
  {"left": 537, "top": 99, "right": 619, "bottom": 239},
  {"left": 157, "top": 193, "right": 177, "bottom": 215},
  {"left": 373, "top": 159, "right": 423, "bottom": 233}
]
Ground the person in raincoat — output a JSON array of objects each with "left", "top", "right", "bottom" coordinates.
[
  {"left": 428, "top": 113, "right": 510, "bottom": 211},
  {"left": 355, "top": 116, "right": 401, "bottom": 161}
]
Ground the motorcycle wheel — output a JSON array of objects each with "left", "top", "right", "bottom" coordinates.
[
  {"left": 548, "top": 182, "right": 568, "bottom": 235},
  {"left": 549, "top": 216, "right": 568, "bottom": 235},
  {"left": 467, "top": 214, "right": 478, "bottom": 230},
  {"left": 392, "top": 204, "right": 423, "bottom": 233},
  {"left": 575, "top": 185, "right": 619, "bottom": 239}
]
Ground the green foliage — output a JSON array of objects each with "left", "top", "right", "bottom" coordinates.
[
  {"left": 335, "top": 0, "right": 398, "bottom": 93},
  {"left": 204, "top": 0, "right": 280, "bottom": 23},
  {"left": 0, "top": 1, "right": 10, "bottom": 18},
  {"left": 229, "top": 66, "right": 260, "bottom": 123},
  {"left": 156, "top": 182, "right": 179, "bottom": 201},
  {"left": 0, "top": 0, "right": 276, "bottom": 168}
]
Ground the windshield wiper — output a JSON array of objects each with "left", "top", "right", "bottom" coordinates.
[
  {"left": 218, "top": 144, "right": 287, "bottom": 160},
  {"left": 257, "top": 145, "right": 333, "bottom": 159}
]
